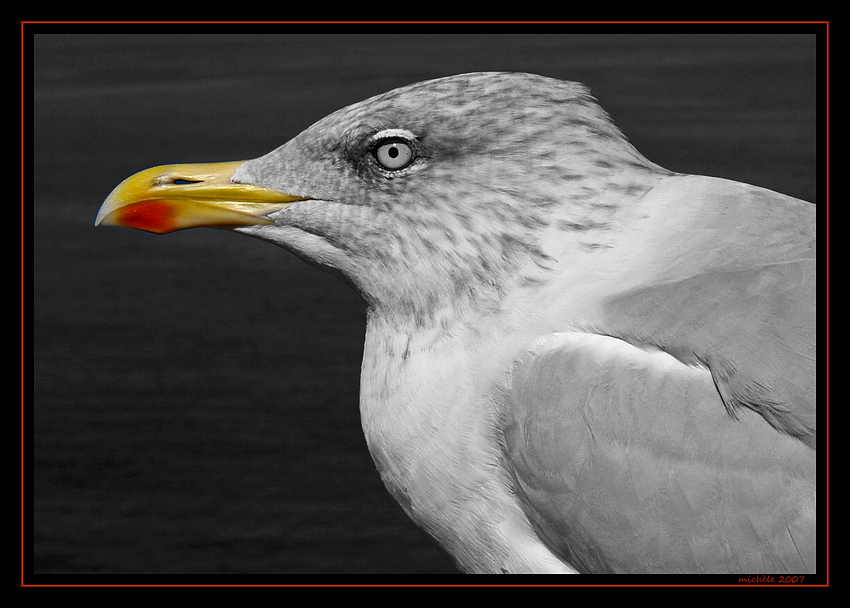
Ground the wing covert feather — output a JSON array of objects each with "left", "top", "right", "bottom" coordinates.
[
  {"left": 602, "top": 179, "right": 817, "bottom": 447},
  {"left": 602, "top": 260, "right": 816, "bottom": 447},
  {"left": 503, "top": 333, "right": 816, "bottom": 574}
]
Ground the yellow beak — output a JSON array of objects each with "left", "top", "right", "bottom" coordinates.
[{"left": 95, "top": 161, "right": 306, "bottom": 234}]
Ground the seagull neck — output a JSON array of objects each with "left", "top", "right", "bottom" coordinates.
[{"left": 357, "top": 308, "right": 576, "bottom": 573}]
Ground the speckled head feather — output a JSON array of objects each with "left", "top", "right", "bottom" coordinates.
[{"left": 234, "top": 72, "right": 668, "bottom": 325}]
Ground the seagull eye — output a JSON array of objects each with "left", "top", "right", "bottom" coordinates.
[{"left": 374, "top": 139, "right": 414, "bottom": 170}]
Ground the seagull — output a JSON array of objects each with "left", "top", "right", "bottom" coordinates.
[{"left": 95, "top": 72, "right": 816, "bottom": 575}]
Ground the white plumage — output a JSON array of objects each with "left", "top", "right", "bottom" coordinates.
[{"left": 97, "top": 72, "right": 816, "bottom": 574}]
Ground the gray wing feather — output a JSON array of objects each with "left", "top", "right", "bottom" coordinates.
[
  {"left": 503, "top": 180, "right": 817, "bottom": 573},
  {"left": 604, "top": 259, "right": 816, "bottom": 447},
  {"left": 503, "top": 334, "right": 816, "bottom": 574}
]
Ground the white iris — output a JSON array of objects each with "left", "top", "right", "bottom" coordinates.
[{"left": 375, "top": 140, "right": 414, "bottom": 170}]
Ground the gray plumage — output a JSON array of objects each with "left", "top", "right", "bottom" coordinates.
[{"left": 98, "top": 72, "right": 817, "bottom": 574}]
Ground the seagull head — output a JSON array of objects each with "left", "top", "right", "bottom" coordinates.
[{"left": 96, "top": 72, "right": 664, "bottom": 324}]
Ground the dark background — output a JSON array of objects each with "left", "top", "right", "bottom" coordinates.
[{"left": 29, "top": 27, "right": 821, "bottom": 581}]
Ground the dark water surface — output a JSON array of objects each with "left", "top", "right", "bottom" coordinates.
[{"left": 30, "top": 29, "right": 819, "bottom": 579}]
